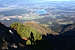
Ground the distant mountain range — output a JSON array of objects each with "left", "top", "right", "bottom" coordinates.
[{"left": 0, "top": 9, "right": 29, "bottom": 16}]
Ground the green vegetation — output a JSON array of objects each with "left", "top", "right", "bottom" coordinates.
[
  {"left": 10, "top": 22, "right": 42, "bottom": 45},
  {"left": 26, "top": 40, "right": 31, "bottom": 45}
]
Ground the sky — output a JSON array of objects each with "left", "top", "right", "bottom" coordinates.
[
  {"left": 0, "top": 0, "right": 74, "bottom": 9},
  {"left": 37, "top": 0, "right": 71, "bottom": 1},
  {"left": 0, "top": 0, "right": 74, "bottom": 4},
  {"left": 35, "top": 0, "right": 73, "bottom": 1},
  {"left": 34, "top": 0, "right": 74, "bottom": 2}
]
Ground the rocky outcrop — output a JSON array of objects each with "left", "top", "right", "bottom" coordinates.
[
  {"left": 60, "top": 23, "right": 75, "bottom": 34},
  {"left": 0, "top": 22, "right": 25, "bottom": 49}
]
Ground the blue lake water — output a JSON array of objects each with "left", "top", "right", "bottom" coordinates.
[{"left": 35, "top": 9, "right": 47, "bottom": 14}]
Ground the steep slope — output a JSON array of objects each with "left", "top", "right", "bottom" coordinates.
[
  {"left": 0, "top": 22, "right": 25, "bottom": 49},
  {"left": 61, "top": 23, "right": 75, "bottom": 33},
  {"left": 24, "top": 21, "right": 58, "bottom": 35},
  {"left": 62, "top": 28, "right": 75, "bottom": 36}
]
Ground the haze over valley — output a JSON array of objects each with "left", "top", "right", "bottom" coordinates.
[
  {"left": 0, "top": 0, "right": 75, "bottom": 50},
  {"left": 0, "top": 1, "right": 75, "bottom": 32}
]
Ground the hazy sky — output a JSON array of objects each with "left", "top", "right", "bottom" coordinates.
[
  {"left": 0, "top": 0, "right": 74, "bottom": 2},
  {"left": 0, "top": 0, "right": 74, "bottom": 3},
  {"left": 37, "top": 0, "right": 75, "bottom": 2},
  {"left": 38, "top": 0, "right": 71, "bottom": 1},
  {"left": 19, "top": 0, "right": 75, "bottom": 3},
  {"left": 25, "top": 0, "right": 74, "bottom": 1}
]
